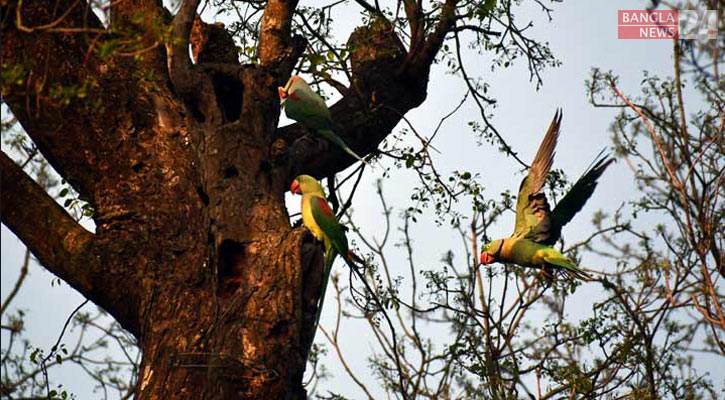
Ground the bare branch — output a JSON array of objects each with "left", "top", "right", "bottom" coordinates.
[
  {"left": 353, "top": 0, "right": 382, "bottom": 15},
  {"left": 0, "top": 249, "right": 30, "bottom": 316}
]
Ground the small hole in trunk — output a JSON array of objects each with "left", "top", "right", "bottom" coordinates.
[
  {"left": 218, "top": 240, "right": 245, "bottom": 297},
  {"left": 223, "top": 165, "right": 239, "bottom": 178}
]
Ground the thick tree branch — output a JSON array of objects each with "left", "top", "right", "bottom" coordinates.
[
  {"left": 416, "top": 0, "right": 458, "bottom": 68},
  {"left": 1, "top": 152, "right": 138, "bottom": 334},
  {"left": 110, "top": 0, "right": 170, "bottom": 73},
  {"left": 1, "top": 0, "right": 107, "bottom": 200},
  {"left": 403, "top": 0, "right": 424, "bottom": 53},
  {"left": 2, "top": 0, "right": 178, "bottom": 212},
  {"left": 189, "top": 16, "right": 248, "bottom": 123},
  {"left": 191, "top": 17, "right": 239, "bottom": 64},
  {"left": 167, "top": 0, "right": 200, "bottom": 95},
  {"left": 259, "top": 0, "right": 300, "bottom": 66},
  {"left": 111, "top": 0, "right": 168, "bottom": 29},
  {"left": 165, "top": 0, "right": 223, "bottom": 125},
  {"left": 275, "top": 34, "right": 308, "bottom": 78}
]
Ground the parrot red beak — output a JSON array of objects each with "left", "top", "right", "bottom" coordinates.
[
  {"left": 480, "top": 252, "right": 495, "bottom": 265},
  {"left": 278, "top": 87, "right": 287, "bottom": 100},
  {"left": 290, "top": 179, "right": 301, "bottom": 194}
]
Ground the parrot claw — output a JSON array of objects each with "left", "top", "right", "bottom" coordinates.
[{"left": 538, "top": 266, "right": 556, "bottom": 282}]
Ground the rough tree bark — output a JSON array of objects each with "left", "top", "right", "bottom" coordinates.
[{"left": 1, "top": 0, "right": 458, "bottom": 397}]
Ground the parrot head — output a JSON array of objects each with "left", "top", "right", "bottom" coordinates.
[
  {"left": 480, "top": 239, "right": 504, "bottom": 265},
  {"left": 290, "top": 174, "right": 324, "bottom": 195},
  {"left": 278, "top": 76, "right": 304, "bottom": 101}
]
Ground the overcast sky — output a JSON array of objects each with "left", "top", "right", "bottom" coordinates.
[{"left": 2, "top": 1, "right": 718, "bottom": 398}]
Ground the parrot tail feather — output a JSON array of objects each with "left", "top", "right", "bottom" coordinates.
[
  {"left": 543, "top": 255, "right": 593, "bottom": 281},
  {"left": 312, "top": 249, "right": 336, "bottom": 331},
  {"left": 319, "top": 129, "right": 373, "bottom": 168}
]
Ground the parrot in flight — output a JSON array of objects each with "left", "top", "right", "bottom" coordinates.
[
  {"left": 480, "top": 110, "right": 614, "bottom": 281},
  {"left": 291, "top": 174, "right": 360, "bottom": 326},
  {"left": 279, "top": 76, "right": 371, "bottom": 167}
]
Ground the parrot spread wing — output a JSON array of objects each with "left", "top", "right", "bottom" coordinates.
[
  {"left": 542, "top": 154, "right": 615, "bottom": 245},
  {"left": 512, "top": 110, "right": 561, "bottom": 241}
]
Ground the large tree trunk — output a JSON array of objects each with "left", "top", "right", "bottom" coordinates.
[
  {"left": 1, "top": 0, "right": 450, "bottom": 397},
  {"left": 126, "top": 88, "right": 325, "bottom": 398}
]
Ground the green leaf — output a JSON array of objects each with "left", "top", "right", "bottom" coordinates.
[
  {"left": 308, "top": 54, "right": 325, "bottom": 66},
  {"left": 482, "top": 0, "right": 496, "bottom": 14},
  {"left": 475, "top": 0, "right": 497, "bottom": 18},
  {"left": 99, "top": 39, "right": 120, "bottom": 57},
  {"left": 30, "top": 348, "right": 39, "bottom": 363}
]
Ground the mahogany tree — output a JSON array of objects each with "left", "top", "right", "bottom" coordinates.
[{"left": 1, "top": 0, "right": 556, "bottom": 398}]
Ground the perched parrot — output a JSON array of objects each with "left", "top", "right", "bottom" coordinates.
[
  {"left": 279, "top": 76, "right": 371, "bottom": 166},
  {"left": 480, "top": 110, "right": 614, "bottom": 281},
  {"left": 290, "top": 174, "right": 360, "bottom": 326}
]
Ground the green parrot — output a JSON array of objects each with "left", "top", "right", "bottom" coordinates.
[
  {"left": 480, "top": 110, "right": 614, "bottom": 281},
  {"left": 291, "top": 174, "right": 360, "bottom": 326},
  {"left": 279, "top": 76, "right": 371, "bottom": 166}
]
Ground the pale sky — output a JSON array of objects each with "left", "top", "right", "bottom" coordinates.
[{"left": 2, "top": 1, "right": 719, "bottom": 398}]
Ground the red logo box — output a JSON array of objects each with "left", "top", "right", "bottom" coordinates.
[{"left": 618, "top": 10, "right": 679, "bottom": 39}]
